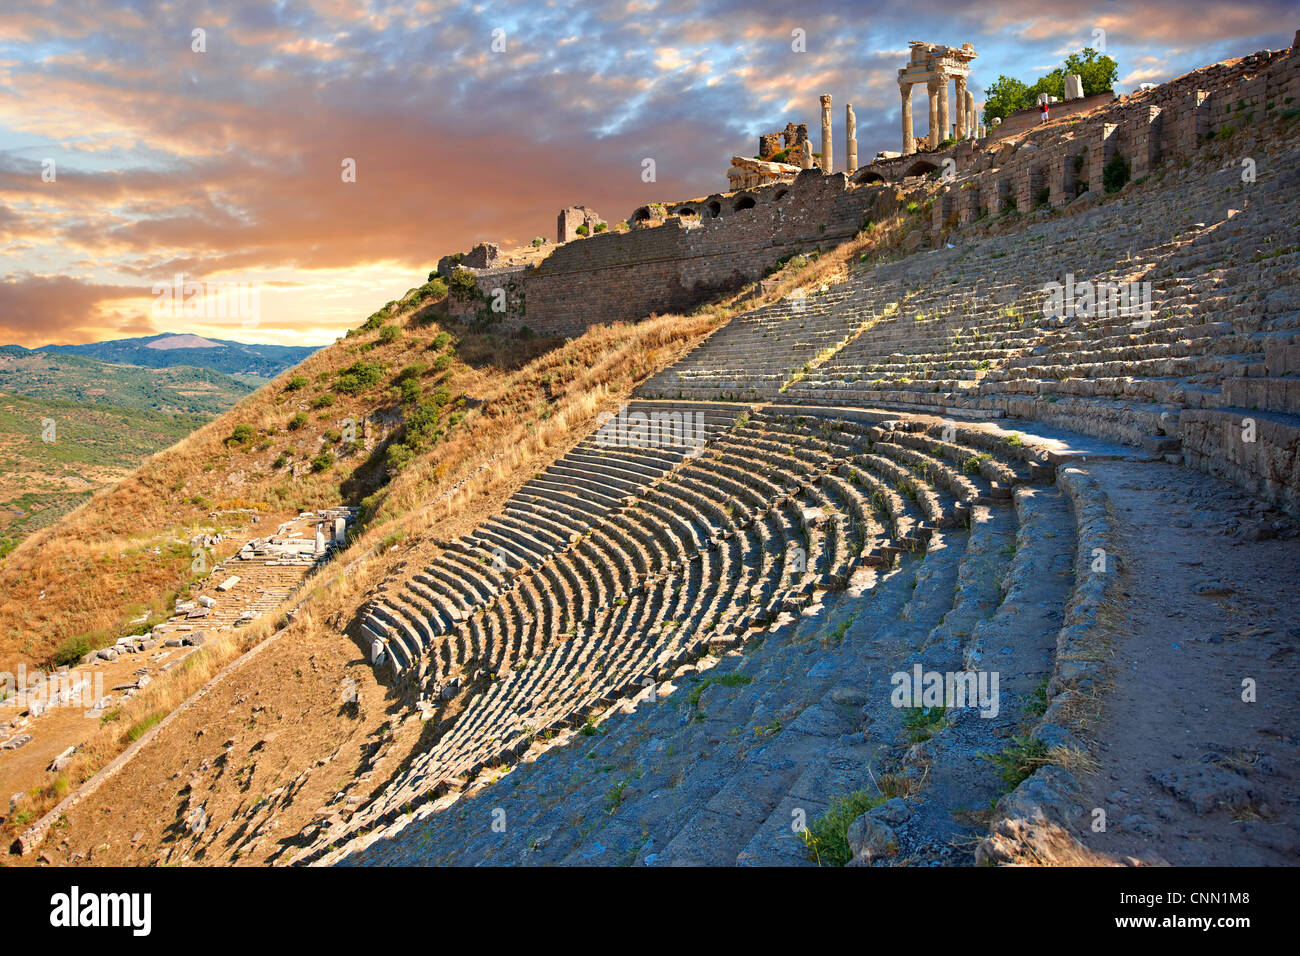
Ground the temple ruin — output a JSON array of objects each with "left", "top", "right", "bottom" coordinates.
[{"left": 898, "top": 41, "right": 979, "bottom": 153}]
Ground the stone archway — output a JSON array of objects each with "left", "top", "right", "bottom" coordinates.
[{"left": 904, "top": 159, "right": 941, "bottom": 178}]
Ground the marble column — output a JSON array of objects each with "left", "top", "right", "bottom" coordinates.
[
  {"left": 820, "top": 93, "right": 833, "bottom": 173},
  {"left": 938, "top": 78, "right": 950, "bottom": 146},
  {"left": 966, "top": 90, "right": 977, "bottom": 138},
  {"left": 901, "top": 84, "right": 915, "bottom": 155},
  {"left": 928, "top": 80, "right": 940, "bottom": 149},
  {"left": 954, "top": 75, "right": 967, "bottom": 139}
]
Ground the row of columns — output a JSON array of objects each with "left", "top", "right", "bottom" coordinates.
[{"left": 902, "top": 76, "right": 978, "bottom": 154}]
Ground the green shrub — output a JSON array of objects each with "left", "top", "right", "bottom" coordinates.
[
  {"left": 431, "top": 331, "right": 453, "bottom": 351},
  {"left": 802, "top": 789, "right": 887, "bottom": 866},
  {"left": 399, "top": 377, "right": 422, "bottom": 405},
  {"left": 312, "top": 393, "right": 335, "bottom": 409},
  {"left": 981, "top": 736, "right": 1050, "bottom": 790},
  {"left": 378, "top": 324, "right": 401, "bottom": 343},
  {"left": 397, "top": 362, "right": 428, "bottom": 381},
  {"left": 334, "top": 360, "right": 384, "bottom": 394},
  {"left": 358, "top": 490, "right": 385, "bottom": 526},
  {"left": 902, "top": 704, "right": 947, "bottom": 743},
  {"left": 432, "top": 354, "right": 452, "bottom": 373},
  {"left": 447, "top": 269, "right": 481, "bottom": 301},
  {"left": 1102, "top": 153, "right": 1130, "bottom": 193},
  {"left": 51, "top": 633, "right": 92, "bottom": 667},
  {"left": 310, "top": 451, "right": 334, "bottom": 473},
  {"left": 284, "top": 375, "right": 309, "bottom": 392},
  {"left": 593, "top": 222, "right": 607, "bottom": 233},
  {"left": 227, "top": 423, "right": 256, "bottom": 445},
  {"left": 386, "top": 443, "right": 416, "bottom": 473},
  {"left": 288, "top": 412, "right": 308, "bottom": 431}
]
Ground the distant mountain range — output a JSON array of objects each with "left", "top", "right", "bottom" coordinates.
[
  {"left": 0, "top": 346, "right": 259, "bottom": 416},
  {"left": 5, "top": 332, "right": 319, "bottom": 379},
  {"left": 0, "top": 333, "right": 314, "bottom": 555}
]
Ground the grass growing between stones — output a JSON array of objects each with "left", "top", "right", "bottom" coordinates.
[
  {"left": 981, "top": 736, "right": 1050, "bottom": 790},
  {"left": 685, "top": 671, "right": 753, "bottom": 713},
  {"left": 902, "top": 704, "right": 948, "bottom": 743},
  {"left": 802, "top": 788, "right": 887, "bottom": 866}
]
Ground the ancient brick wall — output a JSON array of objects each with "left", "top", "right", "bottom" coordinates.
[
  {"left": 931, "top": 45, "right": 1300, "bottom": 235},
  {"left": 520, "top": 170, "right": 877, "bottom": 335}
]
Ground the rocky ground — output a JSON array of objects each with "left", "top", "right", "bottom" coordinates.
[{"left": 1067, "top": 460, "right": 1299, "bottom": 865}]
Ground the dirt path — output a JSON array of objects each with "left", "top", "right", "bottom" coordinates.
[{"left": 1071, "top": 459, "right": 1300, "bottom": 864}]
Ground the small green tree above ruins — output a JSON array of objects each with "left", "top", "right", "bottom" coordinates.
[{"left": 982, "top": 48, "right": 1119, "bottom": 124}]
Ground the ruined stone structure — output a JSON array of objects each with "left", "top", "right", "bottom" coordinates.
[
  {"left": 522, "top": 170, "right": 881, "bottom": 335},
  {"left": 436, "top": 242, "right": 500, "bottom": 279},
  {"left": 557, "top": 205, "right": 604, "bottom": 243},
  {"left": 306, "top": 43, "right": 1300, "bottom": 869},
  {"left": 757, "top": 122, "right": 809, "bottom": 162},
  {"left": 439, "top": 38, "right": 1299, "bottom": 437},
  {"left": 30, "top": 40, "right": 1300, "bottom": 873},
  {"left": 985, "top": 91, "right": 1114, "bottom": 143},
  {"left": 899, "top": 41, "right": 979, "bottom": 153},
  {"left": 727, "top": 156, "right": 799, "bottom": 191}
]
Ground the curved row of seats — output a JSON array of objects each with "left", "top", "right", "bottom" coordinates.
[
  {"left": 307, "top": 404, "right": 1059, "bottom": 859},
  {"left": 360, "top": 401, "right": 747, "bottom": 674}
]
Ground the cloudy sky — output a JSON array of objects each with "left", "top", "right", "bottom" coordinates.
[{"left": 0, "top": 0, "right": 1292, "bottom": 347}]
